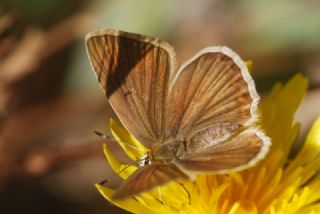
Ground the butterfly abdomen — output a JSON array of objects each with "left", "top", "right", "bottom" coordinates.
[{"left": 186, "top": 124, "right": 240, "bottom": 152}]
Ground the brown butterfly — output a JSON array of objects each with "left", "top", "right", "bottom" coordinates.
[{"left": 85, "top": 29, "right": 271, "bottom": 200}]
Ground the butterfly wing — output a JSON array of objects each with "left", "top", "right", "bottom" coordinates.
[
  {"left": 166, "top": 47, "right": 270, "bottom": 171},
  {"left": 177, "top": 128, "right": 270, "bottom": 173},
  {"left": 167, "top": 46, "right": 259, "bottom": 138},
  {"left": 112, "top": 164, "right": 188, "bottom": 200},
  {"left": 86, "top": 29, "right": 176, "bottom": 146}
]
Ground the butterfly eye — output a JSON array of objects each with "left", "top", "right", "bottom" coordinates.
[{"left": 143, "top": 157, "right": 151, "bottom": 166}]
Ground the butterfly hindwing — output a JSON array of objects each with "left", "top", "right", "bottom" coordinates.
[
  {"left": 177, "top": 128, "right": 270, "bottom": 173},
  {"left": 112, "top": 164, "right": 188, "bottom": 199}
]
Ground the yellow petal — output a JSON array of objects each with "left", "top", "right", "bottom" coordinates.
[
  {"left": 109, "top": 118, "right": 148, "bottom": 160},
  {"left": 303, "top": 173, "right": 320, "bottom": 205},
  {"left": 245, "top": 60, "right": 253, "bottom": 72},
  {"left": 287, "top": 116, "right": 320, "bottom": 172},
  {"left": 298, "top": 204, "right": 320, "bottom": 214},
  {"left": 103, "top": 144, "right": 137, "bottom": 179},
  {"left": 96, "top": 183, "right": 156, "bottom": 214},
  {"left": 229, "top": 202, "right": 240, "bottom": 214},
  {"left": 260, "top": 74, "right": 308, "bottom": 165},
  {"left": 229, "top": 200, "right": 258, "bottom": 214}
]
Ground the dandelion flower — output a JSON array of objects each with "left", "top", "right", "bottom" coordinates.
[{"left": 96, "top": 74, "right": 320, "bottom": 214}]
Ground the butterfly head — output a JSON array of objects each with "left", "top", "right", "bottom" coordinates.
[
  {"left": 143, "top": 156, "right": 151, "bottom": 166},
  {"left": 137, "top": 152, "right": 152, "bottom": 167}
]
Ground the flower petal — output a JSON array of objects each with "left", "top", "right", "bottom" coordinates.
[
  {"left": 103, "top": 144, "right": 137, "bottom": 179},
  {"left": 96, "top": 183, "right": 156, "bottom": 214},
  {"left": 109, "top": 118, "right": 148, "bottom": 160},
  {"left": 260, "top": 74, "right": 308, "bottom": 166},
  {"left": 245, "top": 60, "right": 253, "bottom": 72},
  {"left": 287, "top": 116, "right": 320, "bottom": 172}
]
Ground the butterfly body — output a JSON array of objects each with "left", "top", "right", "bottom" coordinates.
[
  {"left": 86, "top": 29, "right": 271, "bottom": 200},
  {"left": 150, "top": 139, "right": 186, "bottom": 162}
]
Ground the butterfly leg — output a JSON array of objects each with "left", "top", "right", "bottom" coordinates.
[
  {"left": 177, "top": 181, "right": 191, "bottom": 205},
  {"left": 157, "top": 186, "right": 165, "bottom": 205}
]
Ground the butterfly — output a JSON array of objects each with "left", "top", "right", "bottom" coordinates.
[{"left": 85, "top": 29, "right": 271, "bottom": 200}]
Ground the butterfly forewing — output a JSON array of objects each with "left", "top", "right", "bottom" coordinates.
[
  {"left": 86, "top": 29, "right": 176, "bottom": 146},
  {"left": 167, "top": 48, "right": 259, "bottom": 140}
]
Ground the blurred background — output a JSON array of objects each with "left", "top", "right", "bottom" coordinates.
[{"left": 0, "top": 0, "right": 319, "bottom": 213}]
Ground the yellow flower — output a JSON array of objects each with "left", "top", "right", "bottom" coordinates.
[{"left": 96, "top": 74, "right": 320, "bottom": 214}]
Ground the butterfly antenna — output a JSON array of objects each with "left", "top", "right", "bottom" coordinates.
[
  {"left": 99, "top": 156, "right": 150, "bottom": 187},
  {"left": 117, "top": 155, "right": 150, "bottom": 174},
  {"left": 94, "top": 131, "right": 115, "bottom": 141},
  {"left": 94, "top": 130, "right": 145, "bottom": 153},
  {"left": 99, "top": 164, "right": 136, "bottom": 187},
  {"left": 99, "top": 179, "right": 108, "bottom": 185},
  {"left": 114, "top": 156, "right": 150, "bottom": 179},
  {"left": 95, "top": 131, "right": 150, "bottom": 185}
]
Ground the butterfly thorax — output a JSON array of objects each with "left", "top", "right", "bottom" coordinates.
[{"left": 150, "top": 140, "right": 187, "bottom": 163}]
